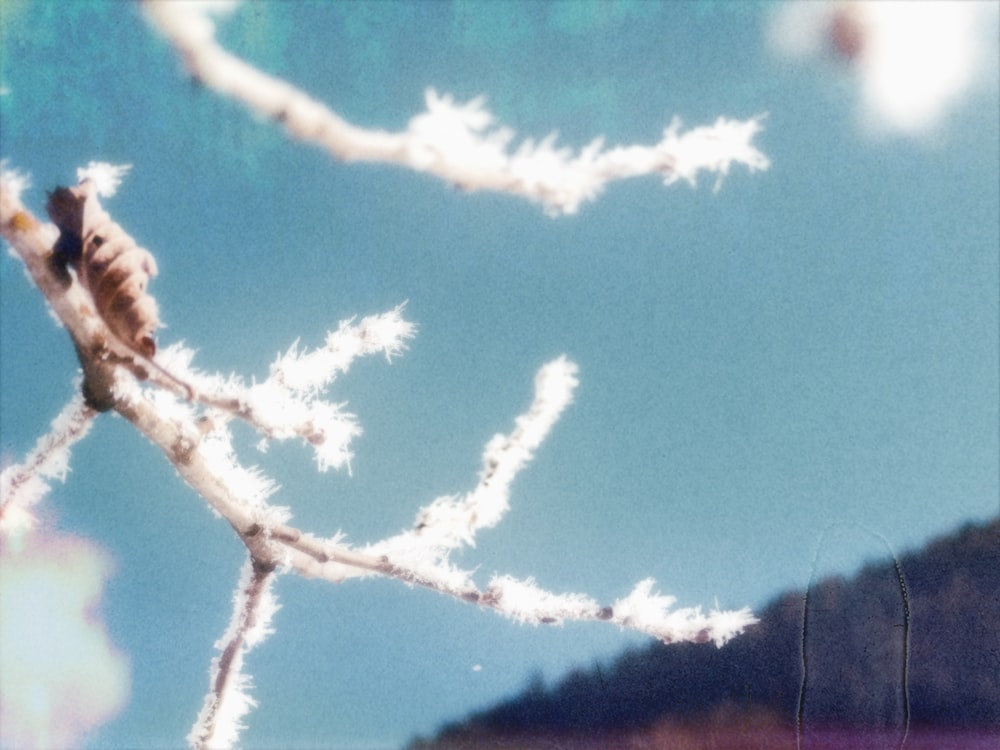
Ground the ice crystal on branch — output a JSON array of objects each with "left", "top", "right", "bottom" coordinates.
[{"left": 0, "top": 161, "right": 31, "bottom": 204}]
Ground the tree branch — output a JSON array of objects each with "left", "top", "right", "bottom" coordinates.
[
  {"left": 3, "top": 0, "right": 774, "bottom": 724},
  {"left": 5, "top": 142, "right": 759, "bottom": 746},
  {"left": 0, "top": 393, "right": 96, "bottom": 534},
  {"left": 141, "top": 0, "right": 769, "bottom": 215},
  {"left": 188, "top": 557, "right": 279, "bottom": 750}
]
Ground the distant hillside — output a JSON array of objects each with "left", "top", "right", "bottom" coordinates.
[{"left": 412, "top": 519, "right": 1000, "bottom": 749}]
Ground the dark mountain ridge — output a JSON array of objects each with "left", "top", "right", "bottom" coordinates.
[{"left": 414, "top": 518, "right": 999, "bottom": 748}]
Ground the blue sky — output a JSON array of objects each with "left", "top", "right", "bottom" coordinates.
[{"left": 1, "top": 1, "right": 997, "bottom": 748}]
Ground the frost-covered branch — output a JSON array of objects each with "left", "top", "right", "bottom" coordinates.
[
  {"left": 0, "top": 394, "right": 96, "bottom": 534},
  {"left": 483, "top": 576, "right": 755, "bottom": 647},
  {"left": 1, "top": 167, "right": 101, "bottom": 360},
  {"left": 4, "top": 155, "right": 758, "bottom": 748},
  {"left": 189, "top": 557, "right": 279, "bottom": 750},
  {"left": 80, "top": 316, "right": 755, "bottom": 648},
  {"left": 247, "top": 524, "right": 756, "bottom": 647},
  {"left": 142, "top": 0, "right": 769, "bottom": 215},
  {"left": 159, "top": 307, "right": 416, "bottom": 473},
  {"left": 389, "top": 355, "right": 580, "bottom": 553}
]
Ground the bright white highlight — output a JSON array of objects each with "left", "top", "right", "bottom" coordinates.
[
  {"left": 143, "top": 1, "right": 768, "bottom": 214},
  {"left": 855, "top": 2, "right": 989, "bottom": 134},
  {"left": 76, "top": 161, "right": 132, "bottom": 197},
  {"left": 0, "top": 160, "right": 31, "bottom": 203},
  {"left": 0, "top": 533, "right": 129, "bottom": 749},
  {"left": 768, "top": 0, "right": 996, "bottom": 135}
]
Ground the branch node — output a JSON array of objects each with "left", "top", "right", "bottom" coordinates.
[
  {"left": 171, "top": 433, "right": 198, "bottom": 465},
  {"left": 251, "top": 557, "right": 278, "bottom": 574},
  {"left": 74, "top": 341, "right": 119, "bottom": 413},
  {"left": 46, "top": 250, "right": 74, "bottom": 288}
]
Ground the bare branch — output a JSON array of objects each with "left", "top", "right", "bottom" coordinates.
[{"left": 142, "top": 1, "right": 769, "bottom": 215}]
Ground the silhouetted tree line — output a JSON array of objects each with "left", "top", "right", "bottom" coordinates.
[{"left": 417, "top": 519, "right": 999, "bottom": 746}]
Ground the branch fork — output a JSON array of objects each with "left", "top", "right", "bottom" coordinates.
[{"left": 2, "top": 2, "right": 769, "bottom": 737}]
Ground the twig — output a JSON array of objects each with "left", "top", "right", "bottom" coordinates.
[
  {"left": 188, "top": 557, "right": 279, "bottom": 750},
  {"left": 0, "top": 394, "right": 97, "bottom": 532},
  {"left": 142, "top": 1, "right": 768, "bottom": 215}
]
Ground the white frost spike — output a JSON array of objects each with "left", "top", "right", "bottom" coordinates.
[
  {"left": 612, "top": 579, "right": 757, "bottom": 647},
  {"left": 464, "top": 355, "right": 578, "bottom": 531},
  {"left": 236, "top": 380, "right": 361, "bottom": 473},
  {"left": 139, "top": 315, "right": 408, "bottom": 476},
  {"left": 700, "top": 605, "right": 760, "bottom": 647},
  {"left": 198, "top": 427, "right": 285, "bottom": 523},
  {"left": 659, "top": 116, "right": 771, "bottom": 192},
  {"left": 365, "top": 357, "right": 579, "bottom": 585},
  {"left": 76, "top": 162, "right": 132, "bottom": 197}
]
